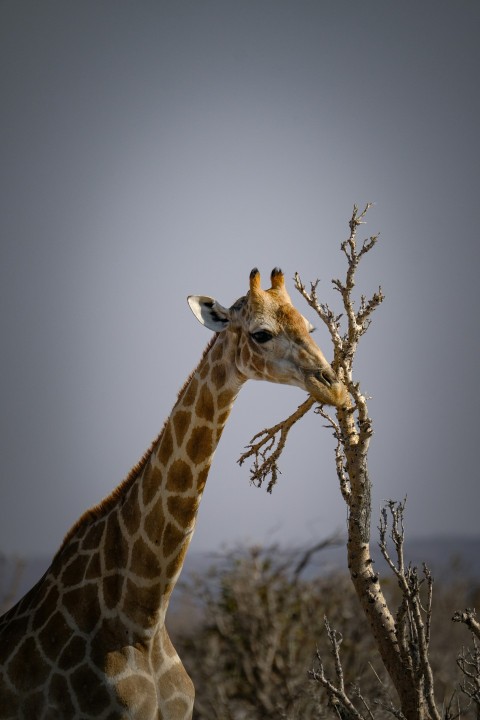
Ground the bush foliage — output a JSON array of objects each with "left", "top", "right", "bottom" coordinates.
[{"left": 170, "top": 543, "right": 480, "bottom": 719}]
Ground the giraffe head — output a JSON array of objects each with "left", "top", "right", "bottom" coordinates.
[{"left": 188, "top": 267, "right": 348, "bottom": 407}]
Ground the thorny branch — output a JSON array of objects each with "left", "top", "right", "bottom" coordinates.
[
  {"left": 238, "top": 203, "right": 383, "bottom": 490},
  {"left": 239, "top": 204, "right": 462, "bottom": 718},
  {"left": 238, "top": 396, "right": 314, "bottom": 493}
]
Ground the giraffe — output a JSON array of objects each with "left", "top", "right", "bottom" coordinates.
[{"left": 0, "top": 267, "right": 348, "bottom": 720}]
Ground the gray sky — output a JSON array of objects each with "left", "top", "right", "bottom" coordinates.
[{"left": 1, "top": 1, "right": 479, "bottom": 559}]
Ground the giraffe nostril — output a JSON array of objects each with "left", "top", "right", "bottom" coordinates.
[{"left": 315, "top": 368, "right": 336, "bottom": 388}]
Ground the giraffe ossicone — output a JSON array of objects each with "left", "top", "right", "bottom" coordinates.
[{"left": 0, "top": 267, "right": 347, "bottom": 720}]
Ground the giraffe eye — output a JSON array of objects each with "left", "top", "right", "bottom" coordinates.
[{"left": 251, "top": 330, "right": 274, "bottom": 344}]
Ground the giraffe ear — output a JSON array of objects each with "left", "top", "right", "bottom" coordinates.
[{"left": 187, "top": 295, "right": 231, "bottom": 332}]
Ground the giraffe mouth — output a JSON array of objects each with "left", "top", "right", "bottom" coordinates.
[{"left": 306, "top": 371, "right": 348, "bottom": 407}]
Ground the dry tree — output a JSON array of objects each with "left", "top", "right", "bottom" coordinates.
[{"left": 239, "top": 204, "right": 477, "bottom": 719}]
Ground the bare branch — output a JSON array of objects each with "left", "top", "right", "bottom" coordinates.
[
  {"left": 356, "top": 287, "right": 385, "bottom": 335},
  {"left": 422, "top": 564, "right": 433, "bottom": 649},
  {"left": 350, "top": 685, "right": 375, "bottom": 720},
  {"left": 457, "top": 638, "right": 480, "bottom": 708},
  {"left": 292, "top": 533, "right": 343, "bottom": 580},
  {"left": 374, "top": 700, "right": 407, "bottom": 720},
  {"left": 452, "top": 609, "right": 480, "bottom": 641},
  {"left": 377, "top": 500, "right": 441, "bottom": 720},
  {"left": 309, "top": 618, "right": 367, "bottom": 720},
  {"left": 294, "top": 273, "right": 343, "bottom": 350},
  {"left": 314, "top": 405, "right": 352, "bottom": 502},
  {"left": 378, "top": 500, "right": 408, "bottom": 584},
  {"left": 237, "top": 397, "right": 314, "bottom": 492}
]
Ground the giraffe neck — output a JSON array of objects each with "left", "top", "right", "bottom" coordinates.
[
  {"left": 51, "top": 330, "right": 245, "bottom": 636},
  {"left": 135, "top": 330, "right": 245, "bottom": 609}
]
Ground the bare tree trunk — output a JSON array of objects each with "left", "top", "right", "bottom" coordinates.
[
  {"left": 241, "top": 205, "right": 442, "bottom": 719},
  {"left": 339, "top": 424, "right": 429, "bottom": 719},
  {"left": 306, "top": 206, "right": 440, "bottom": 719}
]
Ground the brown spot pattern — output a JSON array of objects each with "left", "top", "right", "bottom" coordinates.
[
  {"left": 157, "top": 665, "right": 180, "bottom": 699},
  {"left": 142, "top": 463, "right": 163, "bottom": 507},
  {"left": 9, "top": 636, "right": 50, "bottom": 691},
  {"left": 121, "top": 484, "right": 141, "bottom": 534},
  {"left": 172, "top": 410, "right": 191, "bottom": 446},
  {"left": 167, "top": 697, "right": 193, "bottom": 717},
  {"left": 162, "top": 522, "right": 185, "bottom": 559},
  {"left": 167, "top": 495, "right": 197, "bottom": 529},
  {"left": 211, "top": 341, "right": 223, "bottom": 362},
  {"left": 91, "top": 619, "right": 118, "bottom": 671},
  {"left": 0, "top": 615, "right": 29, "bottom": 659},
  {"left": 144, "top": 503, "right": 166, "bottom": 546},
  {"left": 60, "top": 553, "right": 88, "bottom": 587},
  {"left": 217, "top": 409, "right": 230, "bottom": 425},
  {"left": 218, "top": 390, "right": 233, "bottom": 408},
  {"left": 211, "top": 363, "right": 226, "bottom": 389},
  {"left": 70, "top": 663, "right": 110, "bottom": 713},
  {"left": 166, "top": 543, "right": 189, "bottom": 580},
  {"left": 165, "top": 459, "right": 193, "bottom": 493},
  {"left": 33, "top": 584, "right": 60, "bottom": 629},
  {"left": 105, "top": 647, "right": 128, "bottom": 677},
  {"left": 121, "top": 578, "right": 161, "bottom": 626},
  {"left": 199, "top": 362, "right": 210, "bottom": 379},
  {"left": 158, "top": 661, "right": 194, "bottom": 706},
  {"left": 102, "top": 573, "right": 123, "bottom": 611},
  {"left": 130, "top": 536, "right": 161, "bottom": 579},
  {"left": 103, "top": 513, "right": 128, "bottom": 573},
  {"left": 38, "top": 611, "right": 71, "bottom": 661},
  {"left": 186, "top": 425, "right": 212, "bottom": 464},
  {"left": 22, "top": 690, "right": 45, "bottom": 717},
  {"left": 196, "top": 468, "right": 209, "bottom": 493},
  {"left": 195, "top": 383, "right": 214, "bottom": 420},
  {"left": 63, "top": 584, "right": 101, "bottom": 634},
  {"left": 58, "top": 634, "right": 87, "bottom": 670},
  {"left": 49, "top": 673, "right": 76, "bottom": 715},
  {"left": 116, "top": 675, "right": 156, "bottom": 712},
  {"left": 157, "top": 424, "right": 173, "bottom": 466},
  {"left": 180, "top": 376, "right": 198, "bottom": 407},
  {"left": 82, "top": 519, "right": 106, "bottom": 551},
  {"left": 85, "top": 551, "right": 101, "bottom": 580}
]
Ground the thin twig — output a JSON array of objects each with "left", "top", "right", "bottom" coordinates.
[{"left": 309, "top": 618, "right": 366, "bottom": 720}]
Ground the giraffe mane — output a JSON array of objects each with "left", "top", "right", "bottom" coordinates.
[{"left": 54, "top": 335, "right": 218, "bottom": 560}]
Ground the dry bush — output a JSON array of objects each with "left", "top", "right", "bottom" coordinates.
[
  {"left": 171, "top": 542, "right": 480, "bottom": 719},
  {"left": 173, "top": 541, "right": 376, "bottom": 719}
]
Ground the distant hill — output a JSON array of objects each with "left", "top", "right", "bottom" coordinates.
[{"left": 2, "top": 535, "right": 479, "bottom": 616}]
